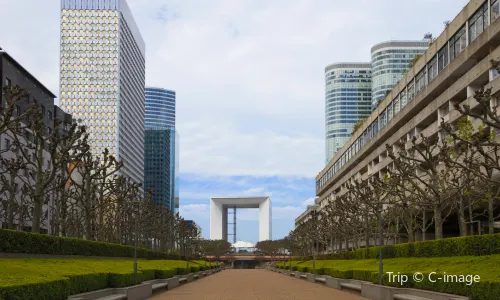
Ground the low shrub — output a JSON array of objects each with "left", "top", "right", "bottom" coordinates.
[
  {"left": 316, "top": 233, "right": 500, "bottom": 260},
  {"left": 0, "top": 258, "right": 212, "bottom": 300},
  {"left": 0, "top": 229, "right": 181, "bottom": 260}
]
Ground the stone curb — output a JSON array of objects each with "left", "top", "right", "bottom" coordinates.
[
  {"left": 268, "top": 268, "right": 468, "bottom": 300},
  {"left": 67, "top": 267, "right": 223, "bottom": 300}
]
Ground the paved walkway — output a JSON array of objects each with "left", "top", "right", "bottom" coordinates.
[{"left": 149, "top": 269, "right": 368, "bottom": 300}]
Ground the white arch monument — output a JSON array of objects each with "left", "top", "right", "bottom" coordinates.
[{"left": 210, "top": 196, "right": 271, "bottom": 242}]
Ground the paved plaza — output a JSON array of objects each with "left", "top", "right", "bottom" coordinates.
[{"left": 149, "top": 269, "right": 368, "bottom": 300}]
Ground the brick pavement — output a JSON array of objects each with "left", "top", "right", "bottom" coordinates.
[{"left": 148, "top": 269, "right": 368, "bottom": 300}]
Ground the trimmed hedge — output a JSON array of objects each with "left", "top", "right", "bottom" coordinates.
[
  {"left": 0, "top": 258, "right": 217, "bottom": 300},
  {"left": 316, "top": 233, "right": 500, "bottom": 260},
  {"left": 276, "top": 264, "right": 500, "bottom": 299},
  {"left": 0, "top": 229, "right": 181, "bottom": 260},
  {"left": 0, "top": 269, "right": 174, "bottom": 300}
]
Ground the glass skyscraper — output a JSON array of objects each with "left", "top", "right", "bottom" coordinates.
[
  {"left": 59, "top": 0, "right": 145, "bottom": 188},
  {"left": 145, "top": 87, "right": 176, "bottom": 128},
  {"left": 371, "top": 40, "right": 429, "bottom": 109},
  {"left": 144, "top": 128, "right": 179, "bottom": 213},
  {"left": 324, "top": 63, "right": 372, "bottom": 164},
  {"left": 144, "top": 86, "right": 179, "bottom": 213}
]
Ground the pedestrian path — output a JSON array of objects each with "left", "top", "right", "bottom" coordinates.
[{"left": 149, "top": 269, "right": 368, "bottom": 300}]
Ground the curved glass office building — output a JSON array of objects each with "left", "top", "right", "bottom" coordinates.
[
  {"left": 325, "top": 63, "right": 372, "bottom": 164},
  {"left": 144, "top": 86, "right": 179, "bottom": 213},
  {"left": 145, "top": 87, "right": 176, "bottom": 128},
  {"left": 371, "top": 40, "right": 429, "bottom": 109}
]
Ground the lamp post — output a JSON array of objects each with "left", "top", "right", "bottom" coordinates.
[
  {"left": 312, "top": 210, "right": 317, "bottom": 274},
  {"left": 130, "top": 201, "right": 143, "bottom": 285},
  {"left": 378, "top": 206, "right": 383, "bottom": 285}
]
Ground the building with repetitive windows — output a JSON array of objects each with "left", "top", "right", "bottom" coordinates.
[
  {"left": 371, "top": 40, "right": 430, "bottom": 109},
  {"left": 59, "top": 0, "right": 146, "bottom": 189},
  {"left": 144, "top": 86, "right": 179, "bottom": 213},
  {"left": 298, "top": 0, "right": 500, "bottom": 233},
  {"left": 145, "top": 87, "right": 176, "bottom": 128},
  {"left": 144, "top": 127, "right": 179, "bottom": 214},
  {"left": 1, "top": 47, "right": 74, "bottom": 233},
  {"left": 324, "top": 63, "right": 372, "bottom": 164}
]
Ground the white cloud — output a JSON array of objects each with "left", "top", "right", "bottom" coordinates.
[
  {"left": 0, "top": 0, "right": 470, "bottom": 179},
  {"left": 179, "top": 204, "right": 209, "bottom": 220},
  {"left": 242, "top": 187, "right": 265, "bottom": 195},
  {"left": 302, "top": 197, "right": 317, "bottom": 206},
  {"left": 273, "top": 206, "right": 306, "bottom": 220}
]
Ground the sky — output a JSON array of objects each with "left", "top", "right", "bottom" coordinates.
[{"left": 0, "top": 0, "right": 470, "bottom": 244}]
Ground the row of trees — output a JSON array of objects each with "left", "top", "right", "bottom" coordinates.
[
  {"left": 0, "top": 86, "right": 201, "bottom": 253},
  {"left": 289, "top": 61, "right": 500, "bottom": 257}
]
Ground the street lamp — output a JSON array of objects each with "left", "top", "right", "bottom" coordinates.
[
  {"left": 130, "top": 201, "right": 143, "bottom": 285},
  {"left": 312, "top": 210, "right": 318, "bottom": 274}
]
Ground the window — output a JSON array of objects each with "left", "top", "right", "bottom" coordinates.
[
  {"left": 450, "top": 26, "right": 466, "bottom": 60},
  {"left": 5, "top": 78, "right": 11, "bottom": 87},
  {"left": 408, "top": 81, "right": 415, "bottom": 101},
  {"left": 381, "top": 110, "right": 387, "bottom": 128},
  {"left": 469, "top": 3, "right": 489, "bottom": 42},
  {"left": 388, "top": 103, "right": 393, "bottom": 122},
  {"left": 415, "top": 69, "right": 426, "bottom": 93},
  {"left": 48, "top": 110, "right": 53, "bottom": 120},
  {"left": 438, "top": 44, "right": 449, "bottom": 72},
  {"left": 493, "top": 0, "right": 500, "bottom": 21},
  {"left": 394, "top": 97, "right": 400, "bottom": 115},
  {"left": 401, "top": 89, "right": 407, "bottom": 108},
  {"left": 41, "top": 105, "right": 46, "bottom": 116},
  {"left": 428, "top": 56, "right": 438, "bottom": 82},
  {"left": 491, "top": 68, "right": 500, "bottom": 81},
  {"left": 4, "top": 139, "right": 10, "bottom": 150}
]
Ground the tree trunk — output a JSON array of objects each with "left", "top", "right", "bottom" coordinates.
[
  {"left": 468, "top": 201, "right": 474, "bottom": 235},
  {"left": 364, "top": 215, "right": 370, "bottom": 253},
  {"left": 32, "top": 143, "right": 45, "bottom": 233},
  {"left": 7, "top": 170, "right": 16, "bottom": 229},
  {"left": 407, "top": 210, "right": 415, "bottom": 242},
  {"left": 458, "top": 197, "right": 467, "bottom": 236},
  {"left": 434, "top": 204, "right": 443, "bottom": 239},
  {"left": 488, "top": 191, "right": 495, "bottom": 234}
]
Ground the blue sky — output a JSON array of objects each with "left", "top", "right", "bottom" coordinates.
[{"left": 0, "top": 0, "right": 469, "bottom": 243}]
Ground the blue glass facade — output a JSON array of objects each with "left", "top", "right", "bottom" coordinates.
[
  {"left": 144, "top": 127, "right": 179, "bottom": 213},
  {"left": 145, "top": 87, "right": 176, "bottom": 128},
  {"left": 324, "top": 63, "right": 372, "bottom": 164}
]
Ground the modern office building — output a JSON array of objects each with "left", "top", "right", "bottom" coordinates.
[
  {"left": 145, "top": 87, "right": 176, "bottom": 128},
  {"left": 324, "top": 63, "right": 372, "bottom": 164},
  {"left": 59, "top": 0, "right": 146, "bottom": 188},
  {"left": 144, "top": 86, "right": 179, "bottom": 213},
  {"left": 298, "top": 0, "right": 498, "bottom": 232},
  {"left": 184, "top": 220, "right": 202, "bottom": 239},
  {"left": 144, "top": 127, "right": 179, "bottom": 213},
  {"left": 0, "top": 47, "right": 73, "bottom": 233},
  {"left": 371, "top": 40, "right": 429, "bottom": 109}
]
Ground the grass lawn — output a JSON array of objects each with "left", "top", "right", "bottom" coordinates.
[
  {"left": 280, "top": 255, "right": 500, "bottom": 282},
  {"left": 0, "top": 258, "right": 213, "bottom": 288},
  {"left": 278, "top": 255, "right": 500, "bottom": 299}
]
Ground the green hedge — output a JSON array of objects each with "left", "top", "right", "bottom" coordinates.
[
  {"left": 276, "top": 264, "right": 500, "bottom": 299},
  {"left": 316, "top": 233, "right": 500, "bottom": 260},
  {"left": 0, "top": 229, "right": 181, "bottom": 260},
  {"left": 0, "top": 268, "right": 183, "bottom": 300},
  {"left": 0, "top": 261, "right": 218, "bottom": 300}
]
